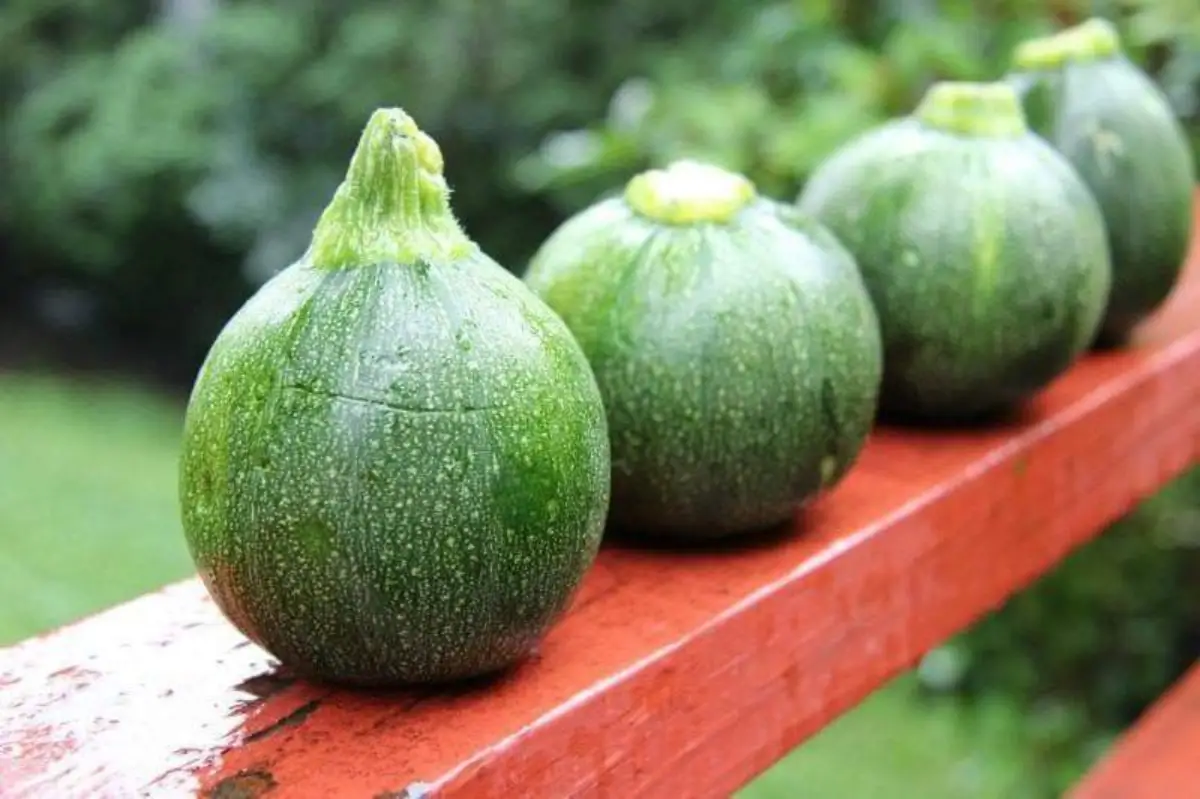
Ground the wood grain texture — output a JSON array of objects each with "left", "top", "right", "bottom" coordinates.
[
  {"left": 1070, "top": 661, "right": 1200, "bottom": 799},
  {"left": 2, "top": 201, "right": 1199, "bottom": 799}
]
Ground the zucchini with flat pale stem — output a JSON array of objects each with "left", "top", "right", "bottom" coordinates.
[
  {"left": 178, "top": 108, "right": 611, "bottom": 687},
  {"left": 797, "top": 81, "right": 1112, "bottom": 422},
  {"left": 1008, "top": 18, "right": 1197, "bottom": 346},
  {"left": 524, "top": 159, "right": 883, "bottom": 540}
]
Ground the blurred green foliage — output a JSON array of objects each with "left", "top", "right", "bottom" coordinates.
[
  {"left": 1, "top": 0, "right": 1198, "bottom": 794},
  {"left": 2, "top": 0, "right": 1198, "bottom": 358}
]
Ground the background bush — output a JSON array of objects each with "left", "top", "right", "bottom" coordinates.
[
  {"left": 4, "top": 0, "right": 1198, "bottom": 364},
  {"left": 1, "top": 0, "right": 1198, "bottom": 793}
]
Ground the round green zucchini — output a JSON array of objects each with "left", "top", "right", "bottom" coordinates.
[
  {"left": 1008, "top": 18, "right": 1196, "bottom": 345},
  {"left": 524, "top": 160, "right": 883, "bottom": 540},
  {"left": 797, "top": 81, "right": 1112, "bottom": 421},
  {"left": 178, "top": 108, "right": 611, "bottom": 687}
]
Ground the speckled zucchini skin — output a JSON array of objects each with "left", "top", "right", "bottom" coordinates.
[
  {"left": 523, "top": 191, "right": 883, "bottom": 540},
  {"left": 1009, "top": 55, "right": 1196, "bottom": 344},
  {"left": 797, "top": 116, "right": 1112, "bottom": 421},
  {"left": 179, "top": 111, "right": 610, "bottom": 687}
]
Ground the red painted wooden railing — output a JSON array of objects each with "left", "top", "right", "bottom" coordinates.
[{"left": 2, "top": 200, "right": 1199, "bottom": 799}]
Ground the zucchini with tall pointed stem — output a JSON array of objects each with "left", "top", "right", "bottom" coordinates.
[
  {"left": 1009, "top": 18, "right": 1197, "bottom": 346},
  {"left": 798, "top": 81, "right": 1112, "bottom": 422},
  {"left": 178, "top": 108, "right": 611, "bottom": 687}
]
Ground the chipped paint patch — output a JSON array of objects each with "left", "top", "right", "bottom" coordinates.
[{"left": 206, "top": 768, "right": 277, "bottom": 799}]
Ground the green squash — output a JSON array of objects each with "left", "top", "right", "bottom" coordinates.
[
  {"left": 1008, "top": 18, "right": 1197, "bottom": 345},
  {"left": 797, "top": 81, "right": 1112, "bottom": 422},
  {"left": 524, "top": 160, "right": 883, "bottom": 540},
  {"left": 178, "top": 108, "right": 611, "bottom": 687}
]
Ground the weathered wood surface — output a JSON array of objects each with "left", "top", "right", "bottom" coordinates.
[{"left": 2, "top": 204, "right": 1199, "bottom": 799}]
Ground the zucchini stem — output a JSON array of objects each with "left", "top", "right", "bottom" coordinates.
[
  {"left": 914, "top": 81, "right": 1028, "bottom": 138},
  {"left": 310, "top": 108, "right": 473, "bottom": 269},
  {"left": 1012, "top": 17, "right": 1122, "bottom": 71},
  {"left": 624, "top": 159, "right": 757, "bottom": 225}
]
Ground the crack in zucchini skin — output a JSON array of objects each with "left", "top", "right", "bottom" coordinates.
[
  {"left": 525, "top": 182, "right": 883, "bottom": 541},
  {"left": 797, "top": 112, "right": 1112, "bottom": 422}
]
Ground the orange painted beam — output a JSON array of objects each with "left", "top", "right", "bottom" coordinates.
[
  {"left": 2, "top": 201, "right": 1200, "bottom": 799},
  {"left": 1069, "top": 660, "right": 1200, "bottom": 798}
]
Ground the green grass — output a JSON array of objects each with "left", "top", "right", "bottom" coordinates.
[
  {"left": 0, "top": 370, "right": 195, "bottom": 644},
  {"left": 740, "top": 676, "right": 1031, "bottom": 798},
  {"left": 0, "top": 368, "right": 1031, "bottom": 796}
]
